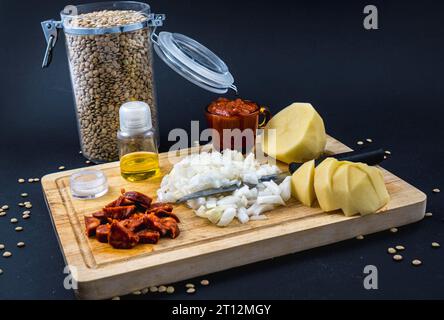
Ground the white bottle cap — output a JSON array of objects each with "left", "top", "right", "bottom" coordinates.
[
  {"left": 70, "top": 170, "right": 109, "bottom": 200},
  {"left": 119, "top": 101, "right": 152, "bottom": 134}
]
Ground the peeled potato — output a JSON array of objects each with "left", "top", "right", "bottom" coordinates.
[
  {"left": 332, "top": 163, "right": 359, "bottom": 216},
  {"left": 263, "top": 103, "right": 327, "bottom": 163},
  {"left": 291, "top": 160, "right": 316, "bottom": 207},
  {"left": 332, "top": 162, "right": 390, "bottom": 216},
  {"left": 314, "top": 157, "right": 341, "bottom": 212},
  {"left": 355, "top": 163, "right": 390, "bottom": 206}
]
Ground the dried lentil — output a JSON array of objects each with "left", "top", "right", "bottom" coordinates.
[
  {"left": 366, "top": 138, "right": 373, "bottom": 143},
  {"left": 20, "top": 193, "right": 28, "bottom": 198},
  {"left": 356, "top": 235, "right": 364, "bottom": 240},
  {"left": 18, "top": 179, "right": 25, "bottom": 183},
  {"left": 3, "top": 251, "right": 12, "bottom": 258},
  {"left": 1, "top": 205, "right": 9, "bottom": 210},
  {"left": 425, "top": 212, "right": 433, "bottom": 217},
  {"left": 149, "top": 286, "right": 158, "bottom": 293},
  {"left": 17, "top": 242, "right": 25, "bottom": 248},
  {"left": 200, "top": 280, "right": 210, "bottom": 286},
  {"left": 387, "top": 247, "right": 396, "bottom": 254},
  {"left": 186, "top": 283, "right": 195, "bottom": 288},
  {"left": 15, "top": 227, "right": 23, "bottom": 232},
  {"left": 0, "top": 244, "right": 4, "bottom": 250},
  {"left": 187, "top": 288, "right": 196, "bottom": 294},
  {"left": 390, "top": 227, "right": 398, "bottom": 233},
  {"left": 132, "top": 290, "right": 142, "bottom": 295},
  {"left": 158, "top": 285, "right": 167, "bottom": 293},
  {"left": 166, "top": 286, "right": 175, "bottom": 294},
  {"left": 432, "top": 188, "right": 440, "bottom": 193},
  {"left": 431, "top": 242, "right": 440, "bottom": 248},
  {"left": 393, "top": 254, "right": 403, "bottom": 261},
  {"left": 111, "top": 296, "right": 120, "bottom": 300},
  {"left": 412, "top": 259, "right": 422, "bottom": 266},
  {"left": 395, "top": 245, "right": 405, "bottom": 251},
  {"left": 10, "top": 218, "right": 18, "bottom": 224},
  {"left": 357, "top": 141, "right": 364, "bottom": 145},
  {"left": 58, "top": 166, "right": 66, "bottom": 171}
]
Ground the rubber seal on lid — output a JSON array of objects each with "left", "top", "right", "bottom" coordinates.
[
  {"left": 70, "top": 170, "right": 109, "bottom": 200},
  {"left": 153, "top": 32, "right": 236, "bottom": 94}
]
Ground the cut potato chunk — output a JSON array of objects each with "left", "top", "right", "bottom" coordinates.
[
  {"left": 314, "top": 158, "right": 341, "bottom": 212},
  {"left": 291, "top": 160, "right": 316, "bottom": 207},
  {"left": 332, "top": 162, "right": 390, "bottom": 216},
  {"left": 263, "top": 103, "right": 327, "bottom": 163},
  {"left": 354, "top": 163, "right": 390, "bottom": 206},
  {"left": 332, "top": 163, "right": 359, "bottom": 216},
  {"left": 347, "top": 165, "right": 384, "bottom": 216}
]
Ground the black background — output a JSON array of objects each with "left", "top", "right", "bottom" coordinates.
[{"left": 0, "top": 0, "right": 443, "bottom": 299}]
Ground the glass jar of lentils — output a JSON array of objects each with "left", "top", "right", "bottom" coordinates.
[{"left": 49, "top": 2, "right": 163, "bottom": 163}]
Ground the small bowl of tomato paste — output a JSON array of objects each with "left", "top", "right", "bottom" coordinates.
[{"left": 206, "top": 98, "right": 271, "bottom": 152}]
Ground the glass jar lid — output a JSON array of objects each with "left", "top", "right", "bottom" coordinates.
[
  {"left": 153, "top": 32, "right": 237, "bottom": 94},
  {"left": 70, "top": 170, "right": 109, "bottom": 200}
]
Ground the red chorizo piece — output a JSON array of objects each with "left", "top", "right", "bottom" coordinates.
[
  {"left": 96, "top": 224, "right": 111, "bottom": 243},
  {"left": 144, "top": 214, "right": 180, "bottom": 239},
  {"left": 102, "top": 205, "right": 137, "bottom": 220},
  {"left": 161, "top": 217, "right": 181, "bottom": 239},
  {"left": 148, "top": 204, "right": 180, "bottom": 222},
  {"left": 108, "top": 221, "right": 139, "bottom": 249},
  {"left": 85, "top": 216, "right": 101, "bottom": 237},
  {"left": 121, "top": 214, "right": 146, "bottom": 233},
  {"left": 105, "top": 195, "right": 135, "bottom": 208},
  {"left": 122, "top": 191, "right": 153, "bottom": 209},
  {"left": 137, "top": 230, "right": 160, "bottom": 244},
  {"left": 150, "top": 203, "right": 174, "bottom": 212}
]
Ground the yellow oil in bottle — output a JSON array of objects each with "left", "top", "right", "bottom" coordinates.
[{"left": 120, "top": 151, "right": 160, "bottom": 182}]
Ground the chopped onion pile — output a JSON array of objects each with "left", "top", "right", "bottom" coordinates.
[
  {"left": 157, "top": 150, "right": 280, "bottom": 203},
  {"left": 156, "top": 150, "right": 291, "bottom": 227},
  {"left": 187, "top": 176, "right": 292, "bottom": 227}
]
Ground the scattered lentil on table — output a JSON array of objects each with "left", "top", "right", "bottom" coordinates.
[
  {"left": 425, "top": 212, "right": 433, "bottom": 217},
  {"left": 387, "top": 247, "right": 397, "bottom": 254},
  {"left": 431, "top": 242, "right": 440, "bottom": 248},
  {"left": 149, "top": 286, "right": 158, "bottom": 293},
  {"left": 2, "top": 251, "right": 12, "bottom": 258},
  {"left": 158, "top": 285, "right": 167, "bottom": 293},
  {"left": 395, "top": 245, "right": 405, "bottom": 251},
  {"left": 200, "top": 279, "right": 210, "bottom": 286},
  {"left": 390, "top": 227, "right": 398, "bottom": 233},
  {"left": 186, "top": 288, "right": 196, "bottom": 294},
  {"left": 15, "top": 227, "right": 23, "bottom": 232},
  {"left": 18, "top": 179, "right": 25, "bottom": 183},
  {"left": 166, "top": 286, "right": 175, "bottom": 294},
  {"left": 412, "top": 259, "right": 422, "bottom": 266},
  {"left": 17, "top": 242, "right": 25, "bottom": 248},
  {"left": 357, "top": 141, "right": 364, "bottom": 145},
  {"left": 366, "top": 138, "right": 373, "bottom": 143},
  {"left": 432, "top": 188, "right": 440, "bottom": 193},
  {"left": 356, "top": 235, "right": 364, "bottom": 240},
  {"left": 393, "top": 254, "right": 403, "bottom": 261}
]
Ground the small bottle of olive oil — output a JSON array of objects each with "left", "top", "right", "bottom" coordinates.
[{"left": 117, "top": 101, "right": 159, "bottom": 182}]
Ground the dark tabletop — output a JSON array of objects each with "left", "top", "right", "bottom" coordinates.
[{"left": 0, "top": 0, "right": 443, "bottom": 300}]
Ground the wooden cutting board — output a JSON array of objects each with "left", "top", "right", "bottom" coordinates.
[{"left": 41, "top": 136, "right": 426, "bottom": 300}]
